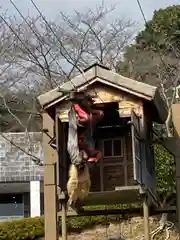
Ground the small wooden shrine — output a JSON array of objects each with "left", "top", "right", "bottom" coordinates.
[{"left": 38, "top": 63, "right": 168, "bottom": 240}]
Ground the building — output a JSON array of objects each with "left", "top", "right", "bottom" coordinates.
[
  {"left": 39, "top": 62, "right": 167, "bottom": 208},
  {"left": 37, "top": 63, "right": 168, "bottom": 239},
  {"left": 0, "top": 132, "right": 43, "bottom": 221}
]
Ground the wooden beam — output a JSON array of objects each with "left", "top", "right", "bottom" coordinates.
[
  {"left": 172, "top": 104, "right": 180, "bottom": 138},
  {"left": 56, "top": 111, "right": 68, "bottom": 191},
  {"left": 55, "top": 113, "right": 61, "bottom": 188},
  {"left": 56, "top": 110, "right": 68, "bottom": 240},
  {"left": 43, "top": 113, "right": 59, "bottom": 240},
  {"left": 61, "top": 201, "right": 67, "bottom": 240},
  {"left": 172, "top": 104, "right": 180, "bottom": 233}
]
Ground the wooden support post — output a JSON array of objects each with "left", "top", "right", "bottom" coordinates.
[
  {"left": 143, "top": 194, "right": 150, "bottom": 240},
  {"left": 43, "top": 113, "right": 59, "bottom": 240},
  {"left": 61, "top": 200, "right": 67, "bottom": 240},
  {"left": 55, "top": 113, "right": 60, "bottom": 188},
  {"left": 56, "top": 108, "right": 68, "bottom": 239},
  {"left": 56, "top": 110, "right": 68, "bottom": 191},
  {"left": 175, "top": 170, "right": 180, "bottom": 232},
  {"left": 172, "top": 104, "right": 180, "bottom": 233}
]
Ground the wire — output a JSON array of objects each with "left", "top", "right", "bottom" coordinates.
[
  {"left": 29, "top": 0, "right": 106, "bottom": 102},
  {"left": 0, "top": 15, "right": 44, "bottom": 70},
  {"left": 136, "top": 0, "right": 176, "bottom": 82},
  {"left": 136, "top": 0, "right": 147, "bottom": 24},
  {"left": 0, "top": 13, "right": 61, "bottom": 80},
  {"left": 135, "top": 5, "right": 175, "bottom": 239},
  {"left": 29, "top": 0, "right": 105, "bottom": 102},
  {"left": 4, "top": 1, "right": 105, "bottom": 171},
  {"left": 30, "top": 0, "right": 77, "bottom": 89},
  {"left": 2, "top": 3, "right": 175, "bottom": 239},
  {"left": 0, "top": 132, "right": 43, "bottom": 166},
  {"left": 8, "top": 0, "right": 67, "bottom": 79}
]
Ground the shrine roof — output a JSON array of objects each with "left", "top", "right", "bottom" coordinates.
[{"left": 38, "top": 63, "right": 168, "bottom": 123}]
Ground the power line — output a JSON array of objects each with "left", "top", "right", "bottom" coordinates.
[
  {"left": 1, "top": 3, "right": 101, "bottom": 115},
  {"left": 136, "top": 0, "right": 147, "bottom": 24},
  {"left": 0, "top": 14, "right": 43, "bottom": 69},
  {"left": 8, "top": 0, "right": 68, "bottom": 79},
  {"left": 0, "top": 14, "right": 61, "bottom": 79},
  {"left": 0, "top": 106, "right": 41, "bottom": 115},
  {"left": 2, "top": 0, "right": 104, "bottom": 110},
  {"left": 136, "top": 0, "right": 176, "bottom": 81},
  {"left": 0, "top": 132, "right": 43, "bottom": 166},
  {"left": 29, "top": 0, "right": 104, "bottom": 102},
  {"left": 30, "top": 0, "right": 78, "bottom": 89},
  {"left": 29, "top": 0, "right": 103, "bottom": 94}
]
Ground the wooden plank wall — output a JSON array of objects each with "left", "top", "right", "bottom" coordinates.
[{"left": 89, "top": 84, "right": 143, "bottom": 190}]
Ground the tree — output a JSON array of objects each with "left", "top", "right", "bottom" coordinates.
[
  {"left": 0, "top": 3, "right": 135, "bottom": 164},
  {"left": 136, "top": 5, "right": 180, "bottom": 54},
  {"left": 117, "top": 5, "right": 179, "bottom": 231},
  {"left": 118, "top": 5, "right": 180, "bottom": 135},
  {"left": 0, "top": 4, "right": 135, "bottom": 132}
]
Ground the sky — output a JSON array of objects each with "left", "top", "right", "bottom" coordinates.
[{"left": 0, "top": 0, "right": 179, "bottom": 30}]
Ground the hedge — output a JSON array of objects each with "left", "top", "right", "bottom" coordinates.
[
  {"left": 0, "top": 204, "right": 135, "bottom": 240},
  {"left": 0, "top": 215, "right": 118, "bottom": 240},
  {"left": 0, "top": 217, "right": 44, "bottom": 240}
]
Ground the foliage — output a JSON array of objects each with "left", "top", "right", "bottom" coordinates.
[
  {"left": 118, "top": 5, "right": 179, "bottom": 203},
  {"left": 0, "top": 217, "right": 44, "bottom": 240},
  {"left": 154, "top": 144, "right": 175, "bottom": 200},
  {"left": 0, "top": 204, "right": 177, "bottom": 240},
  {"left": 117, "top": 42, "right": 178, "bottom": 91},
  {"left": 0, "top": 205, "right": 131, "bottom": 240},
  {"left": 0, "top": 4, "right": 135, "bottom": 132},
  {"left": 117, "top": 46, "right": 162, "bottom": 85},
  {"left": 117, "top": 5, "right": 180, "bottom": 90},
  {"left": 136, "top": 5, "right": 180, "bottom": 53}
]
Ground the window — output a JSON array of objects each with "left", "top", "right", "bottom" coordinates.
[
  {"left": 103, "top": 138, "right": 123, "bottom": 157},
  {"left": 0, "top": 194, "right": 23, "bottom": 204},
  {"left": 0, "top": 194, "right": 24, "bottom": 220},
  {"left": 103, "top": 140, "right": 113, "bottom": 156}
]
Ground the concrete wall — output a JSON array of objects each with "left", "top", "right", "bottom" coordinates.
[{"left": 0, "top": 132, "right": 43, "bottom": 182}]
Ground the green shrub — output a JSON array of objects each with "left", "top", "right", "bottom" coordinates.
[
  {"left": 0, "top": 204, "right": 132, "bottom": 240},
  {"left": 0, "top": 217, "right": 44, "bottom": 240}
]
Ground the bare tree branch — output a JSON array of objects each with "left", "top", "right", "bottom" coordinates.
[{"left": 0, "top": 3, "right": 135, "bottom": 165}]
